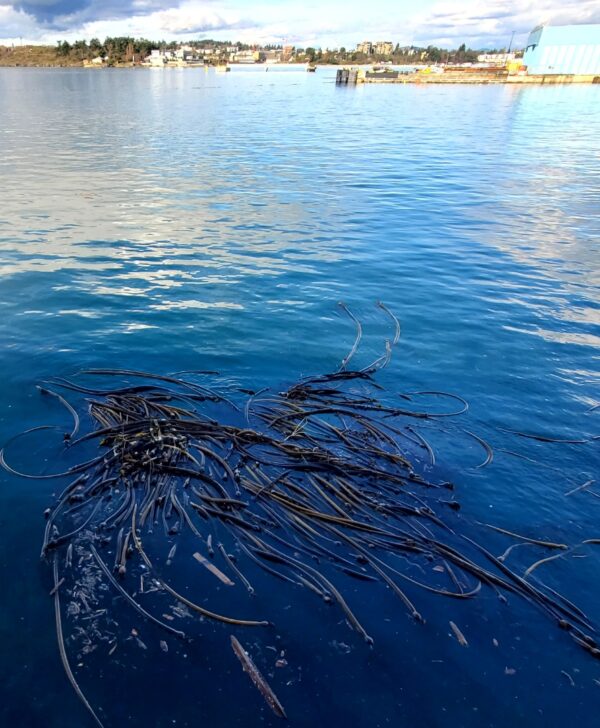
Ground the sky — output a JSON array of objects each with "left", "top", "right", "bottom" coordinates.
[{"left": 1, "top": 0, "right": 599, "bottom": 49}]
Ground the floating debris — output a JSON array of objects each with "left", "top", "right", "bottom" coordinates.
[
  {"left": 49, "top": 577, "right": 65, "bottom": 596},
  {"left": 561, "top": 670, "right": 575, "bottom": 687},
  {"left": 2, "top": 304, "right": 598, "bottom": 724},
  {"left": 565, "top": 480, "right": 595, "bottom": 497},
  {"left": 53, "top": 557, "right": 105, "bottom": 728},
  {"left": 231, "top": 635, "right": 287, "bottom": 719},
  {"left": 449, "top": 621, "right": 468, "bottom": 647}
]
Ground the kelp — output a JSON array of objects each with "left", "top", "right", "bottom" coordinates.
[{"left": 2, "top": 303, "right": 598, "bottom": 726}]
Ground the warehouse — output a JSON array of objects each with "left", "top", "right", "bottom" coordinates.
[{"left": 523, "top": 24, "right": 600, "bottom": 75}]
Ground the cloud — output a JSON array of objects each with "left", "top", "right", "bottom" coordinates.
[
  {"left": 8, "top": 0, "right": 182, "bottom": 29},
  {"left": 0, "top": 4, "right": 39, "bottom": 37},
  {"left": 1, "top": 0, "right": 599, "bottom": 47},
  {"left": 1, "top": 0, "right": 248, "bottom": 40},
  {"left": 151, "top": 5, "right": 248, "bottom": 35},
  {"left": 14, "top": 1, "right": 94, "bottom": 24},
  {"left": 411, "top": 0, "right": 600, "bottom": 48}
]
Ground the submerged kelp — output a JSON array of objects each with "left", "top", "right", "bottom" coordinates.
[{"left": 2, "top": 304, "right": 598, "bottom": 726}]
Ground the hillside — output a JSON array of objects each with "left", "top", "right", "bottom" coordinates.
[{"left": 0, "top": 45, "right": 83, "bottom": 67}]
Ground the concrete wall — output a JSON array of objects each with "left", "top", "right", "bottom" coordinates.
[{"left": 523, "top": 24, "right": 600, "bottom": 75}]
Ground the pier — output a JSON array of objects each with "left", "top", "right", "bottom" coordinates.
[{"left": 336, "top": 67, "right": 600, "bottom": 85}]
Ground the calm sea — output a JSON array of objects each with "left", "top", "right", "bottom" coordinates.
[{"left": 0, "top": 66, "right": 598, "bottom": 728}]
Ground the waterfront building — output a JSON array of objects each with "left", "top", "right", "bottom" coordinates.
[
  {"left": 147, "top": 49, "right": 166, "bottom": 66},
  {"left": 231, "top": 49, "right": 261, "bottom": 63},
  {"left": 356, "top": 41, "right": 373, "bottom": 54},
  {"left": 176, "top": 46, "right": 197, "bottom": 62},
  {"left": 523, "top": 24, "right": 600, "bottom": 75}
]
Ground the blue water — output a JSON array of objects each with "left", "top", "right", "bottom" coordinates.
[{"left": 0, "top": 67, "right": 599, "bottom": 727}]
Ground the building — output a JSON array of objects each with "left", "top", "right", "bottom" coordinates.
[
  {"left": 175, "top": 45, "right": 198, "bottom": 62},
  {"left": 374, "top": 41, "right": 394, "bottom": 56},
  {"left": 144, "top": 47, "right": 204, "bottom": 67},
  {"left": 356, "top": 41, "right": 373, "bottom": 55},
  {"left": 231, "top": 49, "right": 263, "bottom": 63},
  {"left": 147, "top": 49, "right": 167, "bottom": 66},
  {"left": 262, "top": 49, "right": 281, "bottom": 63},
  {"left": 523, "top": 24, "right": 600, "bottom": 75},
  {"left": 477, "top": 52, "right": 516, "bottom": 64}
]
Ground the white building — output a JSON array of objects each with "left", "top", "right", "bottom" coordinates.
[
  {"left": 147, "top": 49, "right": 166, "bottom": 66},
  {"left": 523, "top": 24, "right": 600, "bottom": 75}
]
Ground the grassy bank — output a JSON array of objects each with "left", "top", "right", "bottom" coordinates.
[{"left": 0, "top": 45, "right": 84, "bottom": 67}]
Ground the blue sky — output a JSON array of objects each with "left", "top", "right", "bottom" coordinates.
[{"left": 1, "top": 0, "right": 599, "bottom": 48}]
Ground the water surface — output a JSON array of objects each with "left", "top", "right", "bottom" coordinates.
[{"left": 0, "top": 67, "right": 599, "bottom": 727}]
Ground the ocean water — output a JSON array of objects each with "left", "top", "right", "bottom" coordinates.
[{"left": 0, "top": 66, "right": 598, "bottom": 728}]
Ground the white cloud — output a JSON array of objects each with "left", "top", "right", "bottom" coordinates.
[
  {"left": 0, "top": 1, "right": 247, "bottom": 43},
  {"left": 1, "top": 0, "right": 599, "bottom": 48},
  {"left": 0, "top": 4, "right": 39, "bottom": 40},
  {"left": 411, "top": 0, "right": 600, "bottom": 48},
  {"left": 151, "top": 4, "right": 244, "bottom": 35}
]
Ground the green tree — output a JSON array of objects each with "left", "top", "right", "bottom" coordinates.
[
  {"left": 89, "top": 38, "right": 104, "bottom": 57},
  {"left": 72, "top": 39, "right": 88, "bottom": 60},
  {"left": 56, "top": 40, "right": 71, "bottom": 56},
  {"left": 425, "top": 45, "right": 442, "bottom": 62}
]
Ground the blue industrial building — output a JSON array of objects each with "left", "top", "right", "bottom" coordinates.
[{"left": 523, "top": 24, "right": 600, "bottom": 75}]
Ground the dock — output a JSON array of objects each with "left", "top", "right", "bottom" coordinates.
[{"left": 336, "top": 67, "right": 600, "bottom": 86}]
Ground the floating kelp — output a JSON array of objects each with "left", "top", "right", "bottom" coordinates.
[{"left": 2, "top": 303, "right": 598, "bottom": 726}]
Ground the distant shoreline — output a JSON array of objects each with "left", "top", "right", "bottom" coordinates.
[{"left": 0, "top": 44, "right": 421, "bottom": 69}]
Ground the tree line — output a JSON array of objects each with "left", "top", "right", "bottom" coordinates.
[
  {"left": 55, "top": 37, "right": 509, "bottom": 65},
  {"left": 55, "top": 38, "right": 262, "bottom": 64}
]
